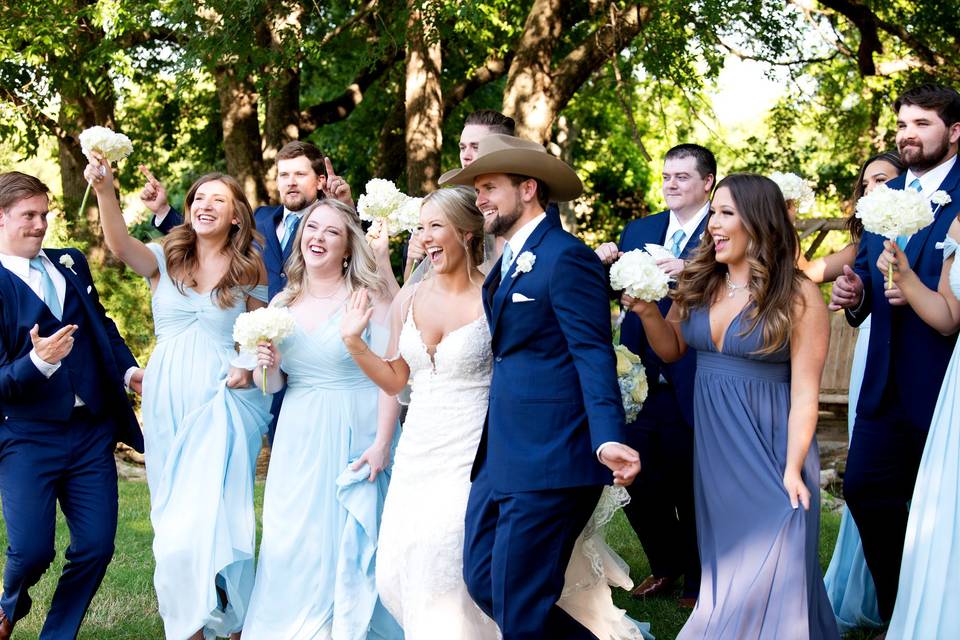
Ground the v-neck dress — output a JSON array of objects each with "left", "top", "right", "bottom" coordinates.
[
  {"left": 243, "top": 312, "right": 402, "bottom": 639},
  {"left": 676, "top": 304, "right": 839, "bottom": 640}
]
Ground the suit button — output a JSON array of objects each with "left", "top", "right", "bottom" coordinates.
[{"left": 495, "top": 356, "right": 502, "bottom": 362}]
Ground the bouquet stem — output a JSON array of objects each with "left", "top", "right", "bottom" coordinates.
[
  {"left": 887, "top": 262, "right": 894, "bottom": 290},
  {"left": 261, "top": 366, "right": 267, "bottom": 396},
  {"left": 78, "top": 182, "right": 92, "bottom": 220}
]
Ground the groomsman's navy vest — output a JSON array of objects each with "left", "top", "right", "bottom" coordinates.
[{"left": 8, "top": 277, "right": 105, "bottom": 421}]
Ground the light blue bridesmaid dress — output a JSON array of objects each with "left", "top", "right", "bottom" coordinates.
[
  {"left": 243, "top": 310, "right": 403, "bottom": 640},
  {"left": 822, "top": 314, "right": 883, "bottom": 634},
  {"left": 887, "top": 235, "right": 960, "bottom": 638},
  {"left": 141, "top": 243, "right": 272, "bottom": 639}
]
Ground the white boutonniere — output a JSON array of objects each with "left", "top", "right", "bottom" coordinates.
[
  {"left": 58, "top": 253, "right": 77, "bottom": 275},
  {"left": 932, "top": 190, "right": 952, "bottom": 215},
  {"left": 512, "top": 251, "right": 536, "bottom": 277}
]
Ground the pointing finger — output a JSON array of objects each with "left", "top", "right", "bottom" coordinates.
[
  {"left": 138, "top": 165, "right": 160, "bottom": 187},
  {"left": 324, "top": 156, "right": 336, "bottom": 179}
]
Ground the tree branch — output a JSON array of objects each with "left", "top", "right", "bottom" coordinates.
[
  {"left": 718, "top": 39, "right": 839, "bottom": 68},
  {"left": 0, "top": 83, "right": 65, "bottom": 139},
  {"left": 298, "top": 50, "right": 402, "bottom": 134},
  {"left": 443, "top": 51, "right": 514, "bottom": 111}
]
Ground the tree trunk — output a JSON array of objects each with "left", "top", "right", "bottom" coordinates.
[
  {"left": 403, "top": 0, "right": 443, "bottom": 196},
  {"left": 378, "top": 85, "right": 408, "bottom": 180},
  {"left": 555, "top": 114, "right": 578, "bottom": 232},
  {"left": 215, "top": 66, "right": 269, "bottom": 208},
  {"left": 504, "top": 3, "right": 652, "bottom": 145}
]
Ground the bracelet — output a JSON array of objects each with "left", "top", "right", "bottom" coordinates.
[{"left": 347, "top": 343, "right": 369, "bottom": 356}]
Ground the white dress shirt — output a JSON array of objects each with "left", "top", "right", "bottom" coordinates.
[
  {"left": 664, "top": 201, "right": 710, "bottom": 255},
  {"left": 501, "top": 212, "right": 546, "bottom": 271},
  {"left": 904, "top": 153, "right": 957, "bottom": 200}
]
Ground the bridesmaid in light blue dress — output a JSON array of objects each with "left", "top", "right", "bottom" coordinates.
[
  {"left": 86, "top": 160, "right": 271, "bottom": 640},
  {"left": 886, "top": 221, "right": 960, "bottom": 638},
  {"left": 244, "top": 201, "right": 402, "bottom": 639},
  {"left": 820, "top": 152, "right": 902, "bottom": 634}
]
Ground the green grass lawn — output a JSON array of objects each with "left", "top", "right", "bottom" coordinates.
[{"left": 1, "top": 480, "right": 877, "bottom": 639}]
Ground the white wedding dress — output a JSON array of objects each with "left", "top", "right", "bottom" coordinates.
[{"left": 376, "top": 286, "right": 650, "bottom": 640}]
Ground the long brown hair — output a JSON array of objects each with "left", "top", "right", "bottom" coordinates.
[
  {"left": 673, "top": 173, "right": 804, "bottom": 355},
  {"left": 273, "top": 198, "right": 386, "bottom": 307},
  {"left": 846, "top": 151, "right": 904, "bottom": 240},
  {"left": 162, "top": 173, "right": 264, "bottom": 308}
]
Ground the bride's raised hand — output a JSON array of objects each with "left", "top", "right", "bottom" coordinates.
[{"left": 341, "top": 288, "right": 374, "bottom": 347}]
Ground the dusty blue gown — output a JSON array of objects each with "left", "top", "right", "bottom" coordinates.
[
  {"left": 676, "top": 304, "right": 839, "bottom": 640},
  {"left": 142, "top": 243, "right": 272, "bottom": 639}
]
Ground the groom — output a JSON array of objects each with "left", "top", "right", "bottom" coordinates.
[
  {"left": 0, "top": 172, "right": 143, "bottom": 638},
  {"left": 442, "top": 135, "right": 641, "bottom": 639}
]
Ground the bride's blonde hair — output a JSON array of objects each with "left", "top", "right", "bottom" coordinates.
[{"left": 273, "top": 198, "right": 387, "bottom": 307}]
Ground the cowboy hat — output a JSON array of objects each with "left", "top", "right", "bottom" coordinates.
[{"left": 438, "top": 134, "right": 583, "bottom": 202}]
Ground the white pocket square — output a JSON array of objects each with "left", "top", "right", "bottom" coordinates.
[
  {"left": 86, "top": 285, "right": 92, "bottom": 294},
  {"left": 511, "top": 293, "right": 535, "bottom": 303}
]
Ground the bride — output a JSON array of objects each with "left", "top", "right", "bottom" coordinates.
[{"left": 341, "top": 186, "right": 648, "bottom": 639}]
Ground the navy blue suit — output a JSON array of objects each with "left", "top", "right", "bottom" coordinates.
[
  {"left": 843, "top": 162, "right": 960, "bottom": 619},
  {"left": 618, "top": 210, "right": 706, "bottom": 597},
  {"left": 463, "top": 214, "right": 626, "bottom": 638},
  {"left": 151, "top": 209, "right": 181, "bottom": 235},
  {"left": 0, "top": 248, "right": 141, "bottom": 637}
]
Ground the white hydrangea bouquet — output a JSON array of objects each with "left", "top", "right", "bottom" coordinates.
[
  {"left": 855, "top": 184, "right": 936, "bottom": 288},
  {"left": 232, "top": 307, "right": 297, "bottom": 394},
  {"left": 356, "top": 178, "right": 421, "bottom": 235},
  {"left": 614, "top": 344, "right": 648, "bottom": 423},
  {"left": 78, "top": 125, "right": 134, "bottom": 217},
  {"left": 769, "top": 171, "right": 815, "bottom": 214},
  {"left": 610, "top": 249, "right": 672, "bottom": 329}
]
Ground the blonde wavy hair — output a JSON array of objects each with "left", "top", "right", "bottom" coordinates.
[
  {"left": 672, "top": 173, "right": 804, "bottom": 355},
  {"left": 273, "top": 198, "right": 387, "bottom": 307},
  {"left": 421, "top": 186, "right": 485, "bottom": 283},
  {"left": 162, "top": 173, "right": 264, "bottom": 309}
]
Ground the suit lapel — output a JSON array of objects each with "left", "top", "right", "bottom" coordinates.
[
  {"left": 47, "top": 249, "right": 92, "bottom": 318},
  {"left": 905, "top": 160, "right": 960, "bottom": 267},
  {"left": 263, "top": 206, "right": 285, "bottom": 266},
  {"left": 490, "top": 216, "right": 556, "bottom": 332},
  {"left": 482, "top": 258, "right": 502, "bottom": 325},
  {"left": 653, "top": 211, "right": 671, "bottom": 245},
  {"left": 681, "top": 214, "right": 709, "bottom": 260}
]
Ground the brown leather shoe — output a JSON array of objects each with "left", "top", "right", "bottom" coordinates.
[
  {"left": 0, "top": 606, "right": 12, "bottom": 640},
  {"left": 630, "top": 574, "right": 677, "bottom": 598},
  {"left": 677, "top": 596, "right": 697, "bottom": 609}
]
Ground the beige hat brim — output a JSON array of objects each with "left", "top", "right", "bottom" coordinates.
[{"left": 438, "top": 148, "right": 583, "bottom": 202}]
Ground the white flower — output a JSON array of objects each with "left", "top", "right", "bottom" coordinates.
[
  {"left": 512, "top": 251, "right": 536, "bottom": 277},
  {"left": 932, "top": 190, "right": 952, "bottom": 207},
  {"left": 58, "top": 254, "right": 77, "bottom": 274},
  {"left": 855, "top": 184, "right": 935, "bottom": 240},
  {"left": 613, "top": 344, "right": 648, "bottom": 422},
  {"left": 609, "top": 249, "right": 671, "bottom": 301},
  {"left": 356, "top": 179, "right": 422, "bottom": 236},
  {"left": 391, "top": 196, "right": 422, "bottom": 235},
  {"left": 79, "top": 126, "right": 133, "bottom": 163},
  {"left": 769, "top": 171, "right": 815, "bottom": 213},
  {"left": 232, "top": 307, "right": 297, "bottom": 353}
]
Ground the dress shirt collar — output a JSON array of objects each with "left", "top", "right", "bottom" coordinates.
[
  {"left": 504, "top": 212, "right": 547, "bottom": 258},
  {"left": 667, "top": 201, "right": 710, "bottom": 246},
  {"left": 0, "top": 249, "right": 51, "bottom": 278},
  {"left": 905, "top": 153, "right": 957, "bottom": 199}
]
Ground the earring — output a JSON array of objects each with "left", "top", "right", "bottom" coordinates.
[{"left": 342, "top": 256, "right": 349, "bottom": 269}]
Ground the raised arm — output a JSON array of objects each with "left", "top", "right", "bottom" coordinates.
[
  {"left": 83, "top": 154, "right": 159, "bottom": 279},
  {"left": 340, "top": 288, "right": 411, "bottom": 396},
  {"left": 784, "top": 279, "right": 830, "bottom": 510},
  {"left": 800, "top": 243, "right": 857, "bottom": 284},
  {"left": 883, "top": 219, "right": 960, "bottom": 335},
  {"left": 630, "top": 295, "right": 687, "bottom": 363}
]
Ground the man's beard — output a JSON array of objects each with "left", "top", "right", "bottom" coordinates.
[
  {"left": 282, "top": 192, "right": 313, "bottom": 212},
  {"left": 484, "top": 193, "right": 524, "bottom": 237},
  {"left": 899, "top": 132, "right": 951, "bottom": 171}
]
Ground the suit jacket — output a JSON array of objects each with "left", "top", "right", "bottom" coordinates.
[
  {"left": 152, "top": 209, "right": 182, "bottom": 235},
  {"left": 163, "top": 205, "right": 290, "bottom": 299},
  {"left": 848, "top": 164, "right": 960, "bottom": 427},
  {"left": 0, "top": 248, "right": 143, "bottom": 451},
  {"left": 618, "top": 210, "right": 707, "bottom": 428},
  {"left": 476, "top": 214, "right": 626, "bottom": 492}
]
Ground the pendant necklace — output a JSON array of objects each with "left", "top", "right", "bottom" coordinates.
[{"left": 725, "top": 273, "right": 748, "bottom": 298}]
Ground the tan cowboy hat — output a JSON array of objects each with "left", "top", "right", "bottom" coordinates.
[{"left": 438, "top": 134, "right": 583, "bottom": 202}]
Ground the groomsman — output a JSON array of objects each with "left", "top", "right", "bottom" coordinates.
[
  {"left": 831, "top": 84, "right": 960, "bottom": 622},
  {"left": 595, "top": 144, "right": 714, "bottom": 607},
  {"left": 0, "top": 172, "right": 143, "bottom": 639},
  {"left": 140, "top": 141, "right": 355, "bottom": 298}
]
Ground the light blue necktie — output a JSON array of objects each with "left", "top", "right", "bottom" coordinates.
[
  {"left": 29, "top": 256, "right": 62, "bottom": 320},
  {"left": 668, "top": 229, "right": 686, "bottom": 258},
  {"left": 280, "top": 212, "right": 301, "bottom": 251},
  {"left": 500, "top": 242, "right": 514, "bottom": 282},
  {"left": 898, "top": 178, "right": 924, "bottom": 250}
]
